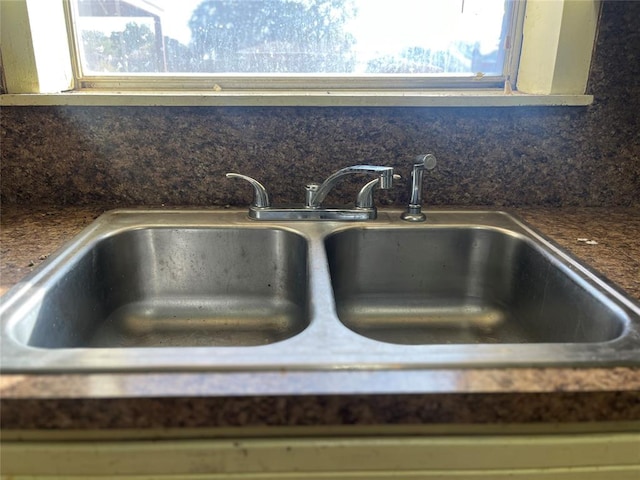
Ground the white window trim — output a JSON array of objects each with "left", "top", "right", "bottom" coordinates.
[{"left": 0, "top": 0, "right": 599, "bottom": 107}]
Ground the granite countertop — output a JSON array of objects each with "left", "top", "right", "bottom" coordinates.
[{"left": 1, "top": 205, "right": 639, "bottom": 430}]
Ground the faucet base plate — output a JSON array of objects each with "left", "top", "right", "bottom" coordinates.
[{"left": 248, "top": 206, "right": 377, "bottom": 221}]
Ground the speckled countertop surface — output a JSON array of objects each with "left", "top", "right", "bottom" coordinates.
[{"left": 1, "top": 205, "right": 639, "bottom": 429}]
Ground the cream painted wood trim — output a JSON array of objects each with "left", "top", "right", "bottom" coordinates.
[
  {"left": 0, "top": 0, "right": 73, "bottom": 94},
  {"left": 517, "top": 0, "right": 600, "bottom": 95},
  {"left": 0, "top": 91, "right": 593, "bottom": 107},
  {"left": 5, "top": 421, "right": 639, "bottom": 442},
  {"left": 2, "top": 433, "right": 639, "bottom": 478}
]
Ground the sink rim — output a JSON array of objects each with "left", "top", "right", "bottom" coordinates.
[{"left": 1, "top": 208, "right": 639, "bottom": 373}]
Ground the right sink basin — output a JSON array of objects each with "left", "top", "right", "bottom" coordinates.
[{"left": 326, "top": 226, "right": 627, "bottom": 345}]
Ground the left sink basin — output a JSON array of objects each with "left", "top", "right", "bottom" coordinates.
[{"left": 4, "top": 216, "right": 310, "bottom": 349}]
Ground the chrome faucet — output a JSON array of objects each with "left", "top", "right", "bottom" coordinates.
[
  {"left": 227, "top": 164, "right": 396, "bottom": 221},
  {"left": 305, "top": 165, "right": 394, "bottom": 208},
  {"left": 401, "top": 153, "right": 437, "bottom": 222},
  {"left": 356, "top": 174, "right": 401, "bottom": 208}
]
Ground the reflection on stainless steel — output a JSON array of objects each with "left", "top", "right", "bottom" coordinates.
[{"left": 1, "top": 209, "right": 639, "bottom": 373}]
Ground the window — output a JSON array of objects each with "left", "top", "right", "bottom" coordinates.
[
  {"left": 69, "top": 0, "right": 521, "bottom": 92},
  {"left": 71, "top": 0, "right": 515, "bottom": 80},
  {"left": 0, "top": 0, "right": 599, "bottom": 106}
]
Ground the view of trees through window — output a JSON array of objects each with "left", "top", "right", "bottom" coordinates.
[{"left": 74, "top": 0, "right": 510, "bottom": 76}]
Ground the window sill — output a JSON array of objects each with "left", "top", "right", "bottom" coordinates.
[{"left": 0, "top": 90, "right": 594, "bottom": 107}]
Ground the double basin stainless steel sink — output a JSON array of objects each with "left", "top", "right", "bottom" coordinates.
[{"left": 1, "top": 209, "right": 639, "bottom": 372}]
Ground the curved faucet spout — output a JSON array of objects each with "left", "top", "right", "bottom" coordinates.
[{"left": 307, "top": 165, "right": 394, "bottom": 208}]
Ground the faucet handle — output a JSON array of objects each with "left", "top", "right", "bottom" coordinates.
[
  {"left": 226, "top": 173, "right": 271, "bottom": 208},
  {"left": 356, "top": 174, "right": 401, "bottom": 208}
]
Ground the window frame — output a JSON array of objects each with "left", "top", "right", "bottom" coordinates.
[{"left": 0, "top": 0, "right": 600, "bottom": 107}]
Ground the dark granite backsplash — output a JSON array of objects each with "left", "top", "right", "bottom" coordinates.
[{"left": 1, "top": 1, "right": 638, "bottom": 208}]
